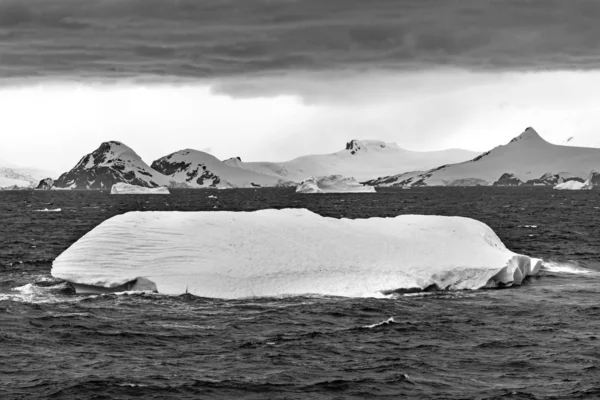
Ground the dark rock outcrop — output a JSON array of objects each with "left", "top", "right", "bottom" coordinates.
[
  {"left": 587, "top": 171, "right": 600, "bottom": 186},
  {"left": 35, "top": 178, "right": 54, "bottom": 190},
  {"left": 493, "top": 173, "right": 523, "bottom": 186}
]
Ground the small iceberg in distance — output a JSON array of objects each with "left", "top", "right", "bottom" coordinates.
[
  {"left": 553, "top": 181, "right": 589, "bottom": 191},
  {"left": 52, "top": 209, "right": 542, "bottom": 298},
  {"left": 110, "top": 182, "right": 170, "bottom": 195},
  {"left": 296, "top": 175, "right": 375, "bottom": 193}
]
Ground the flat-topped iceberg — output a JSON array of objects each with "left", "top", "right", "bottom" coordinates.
[
  {"left": 110, "top": 182, "right": 170, "bottom": 194},
  {"left": 296, "top": 175, "right": 375, "bottom": 193},
  {"left": 52, "top": 209, "right": 542, "bottom": 298}
]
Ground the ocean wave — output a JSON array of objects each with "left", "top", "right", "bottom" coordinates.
[
  {"left": 362, "top": 317, "right": 396, "bottom": 329},
  {"left": 542, "top": 261, "right": 597, "bottom": 276},
  {"left": 1, "top": 282, "right": 73, "bottom": 303}
]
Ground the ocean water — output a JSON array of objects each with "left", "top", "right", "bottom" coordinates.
[{"left": 1, "top": 187, "right": 599, "bottom": 399}]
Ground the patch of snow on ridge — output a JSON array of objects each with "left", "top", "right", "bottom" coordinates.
[
  {"left": 152, "top": 149, "right": 289, "bottom": 188},
  {"left": 51, "top": 209, "right": 542, "bottom": 299},
  {"left": 111, "top": 183, "right": 170, "bottom": 195},
  {"left": 296, "top": 175, "right": 376, "bottom": 193}
]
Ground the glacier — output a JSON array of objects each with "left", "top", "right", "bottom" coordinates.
[
  {"left": 111, "top": 183, "right": 170, "bottom": 195},
  {"left": 51, "top": 209, "right": 542, "bottom": 298},
  {"left": 296, "top": 175, "right": 376, "bottom": 193}
]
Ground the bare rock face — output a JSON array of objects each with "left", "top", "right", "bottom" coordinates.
[
  {"left": 493, "top": 173, "right": 523, "bottom": 187},
  {"left": 54, "top": 141, "right": 166, "bottom": 190},
  {"left": 35, "top": 178, "right": 54, "bottom": 190},
  {"left": 587, "top": 171, "right": 600, "bottom": 187}
]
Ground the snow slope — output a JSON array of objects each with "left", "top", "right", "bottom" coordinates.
[
  {"left": 0, "top": 175, "right": 31, "bottom": 189},
  {"left": 224, "top": 140, "right": 478, "bottom": 182},
  {"left": 367, "top": 128, "right": 600, "bottom": 187},
  {"left": 296, "top": 175, "right": 376, "bottom": 193},
  {"left": 151, "top": 149, "right": 291, "bottom": 188},
  {"left": 0, "top": 165, "right": 57, "bottom": 189},
  {"left": 52, "top": 209, "right": 542, "bottom": 298},
  {"left": 111, "top": 183, "right": 170, "bottom": 194},
  {"left": 54, "top": 141, "right": 168, "bottom": 190}
]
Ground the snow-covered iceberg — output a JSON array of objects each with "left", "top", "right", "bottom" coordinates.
[
  {"left": 553, "top": 181, "right": 590, "bottom": 191},
  {"left": 296, "top": 175, "right": 376, "bottom": 193},
  {"left": 110, "top": 183, "right": 170, "bottom": 195},
  {"left": 52, "top": 209, "right": 542, "bottom": 298}
]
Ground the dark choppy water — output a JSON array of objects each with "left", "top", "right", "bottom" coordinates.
[{"left": 1, "top": 188, "right": 599, "bottom": 399}]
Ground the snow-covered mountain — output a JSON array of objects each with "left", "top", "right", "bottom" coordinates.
[
  {"left": 0, "top": 165, "right": 57, "bottom": 189},
  {"left": 223, "top": 140, "right": 478, "bottom": 182},
  {"left": 54, "top": 141, "right": 168, "bottom": 190},
  {"left": 367, "top": 127, "right": 600, "bottom": 187},
  {"left": 151, "top": 149, "right": 291, "bottom": 188}
]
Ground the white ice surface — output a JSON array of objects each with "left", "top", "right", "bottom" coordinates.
[
  {"left": 52, "top": 209, "right": 542, "bottom": 298},
  {"left": 111, "top": 183, "right": 170, "bottom": 194},
  {"left": 296, "top": 175, "right": 376, "bottom": 193},
  {"left": 553, "top": 181, "right": 589, "bottom": 190}
]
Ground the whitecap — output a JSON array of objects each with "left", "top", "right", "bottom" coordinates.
[
  {"left": 2, "top": 282, "right": 72, "bottom": 304},
  {"left": 542, "top": 261, "right": 596, "bottom": 275},
  {"left": 363, "top": 317, "right": 396, "bottom": 329}
]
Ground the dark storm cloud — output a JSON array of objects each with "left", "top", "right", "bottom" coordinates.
[{"left": 2, "top": 0, "right": 600, "bottom": 81}]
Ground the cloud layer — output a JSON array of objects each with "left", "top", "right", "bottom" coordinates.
[{"left": 2, "top": 0, "right": 600, "bottom": 81}]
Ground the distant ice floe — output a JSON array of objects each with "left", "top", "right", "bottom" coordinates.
[
  {"left": 110, "top": 182, "right": 170, "bottom": 195},
  {"left": 553, "top": 181, "right": 590, "bottom": 191},
  {"left": 296, "top": 175, "right": 376, "bottom": 193},
  {"left": 52, "top": 209, "right": 542, "bottom": 298}
]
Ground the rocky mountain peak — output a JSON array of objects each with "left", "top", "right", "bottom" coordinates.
[{"left": 509, "top": 127, "right": 546, "bottom": 144}]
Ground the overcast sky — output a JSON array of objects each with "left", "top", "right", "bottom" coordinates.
[{"left": 1, "top": 0, "right": 600, "bottom": 173}]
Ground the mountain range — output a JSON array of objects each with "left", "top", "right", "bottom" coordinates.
[
  {"left": 222, "top": 140, "right": 477, "bottom": 182},
  {"left": 3, "top": 127, "right": 599, "bottom": 190},
  {"left": 28, "top": 139, "right": 479, "bottom": 190},
  {"left": 366, "top": 127, "right": 600, "bottom": 187}
]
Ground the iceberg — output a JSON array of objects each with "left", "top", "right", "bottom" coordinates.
[
  {"left": 52, "top": 209, "right": 542, "bottom": 298},
  {"left": 110, "top": 183, "right": 170, "bottom": 195},
  {"left": 296, "top": 175, "right": 376, "bottom": 193},
  {"left": 553, "top": 180, "right": 591, "bottom": 191}
]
